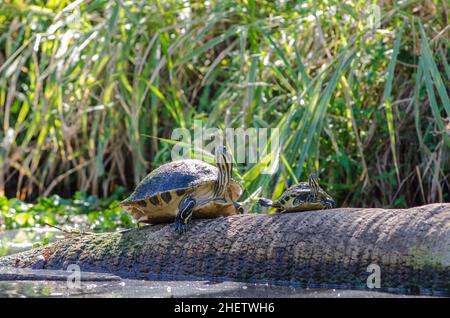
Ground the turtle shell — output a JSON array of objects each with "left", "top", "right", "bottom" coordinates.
[
  {"left": 120, "top": 159, "right": 243, "bottom": 224},
  {"left": 274, "top": 182, "right": 335, "bottom": 211},
  {"left": 121, "top": 159, "right": 221, "bottom": 204},
  {"left": 275, "top": 182, "right": 308, "bottom": 204}
]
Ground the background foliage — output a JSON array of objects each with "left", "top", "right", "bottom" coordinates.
[
  {"left": 0, "top": 187, "right": 132, "bottom": 231},
  {"left": 0, "top": 0, "right": 449, "bottom": 219}
]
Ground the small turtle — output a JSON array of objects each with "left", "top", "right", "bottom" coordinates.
[
  {"left": 120, "top": 146, "right": 244, "bottom": 233},
  {"left": 258, "top": 173, "right": 335, "bottom": 212}
]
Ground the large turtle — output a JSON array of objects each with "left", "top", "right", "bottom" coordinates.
[
  {"left": 258, "top": 173, "right": 335, "bottom": 212},
  {"left": 120, "top": 146, "right": 244, "bottom": 233}
]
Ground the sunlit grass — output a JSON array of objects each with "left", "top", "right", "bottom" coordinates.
[{"left": 0, "top": 0, "right": 448, "bottom": 210}]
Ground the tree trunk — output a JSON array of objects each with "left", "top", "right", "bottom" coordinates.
[{"left": 1, "top": 204, "right": 449, "bottom": 294}]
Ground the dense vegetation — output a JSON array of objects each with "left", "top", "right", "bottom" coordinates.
[
  {"left": 0, "top": 0, "right": 448, "bottom": 231},
  {"left": 0, "top": 188, "right": 133, "bottom": 231}
]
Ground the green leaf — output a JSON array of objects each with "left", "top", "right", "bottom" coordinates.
[{"left": 382, "top": 26, "right": 404, "bottom": 180}]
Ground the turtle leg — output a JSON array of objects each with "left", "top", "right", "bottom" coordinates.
[
  {"left": 257, "top": 198, "right": 274, "bottom": 207},
  {"left": 257, "top": 198, "right": 285, "bottom": 213},
  {"left": 323, "top": 198, "right": 336, "bottom": 209},
  {"left": 175, "top": 196, "right": 196, "bottom": 234},
  {"left": 233, "top": 202, "right": 245, "bottom": 214}
]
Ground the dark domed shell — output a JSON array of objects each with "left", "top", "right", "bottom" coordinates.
[{"left": 121, "top": 159, "right": 218, "bottom": 203}]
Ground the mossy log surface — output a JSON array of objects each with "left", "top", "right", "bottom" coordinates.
[{"left": 1, "top": 204, "right": 449, "bottom": 294}]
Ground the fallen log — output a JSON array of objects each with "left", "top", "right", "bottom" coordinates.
[{"left": 1, "top": 204, "right": 449, "bottom": 294}]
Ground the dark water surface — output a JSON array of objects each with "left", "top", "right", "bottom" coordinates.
[{"left": 0, "top": 279, "right": 429, "bottom": 298}]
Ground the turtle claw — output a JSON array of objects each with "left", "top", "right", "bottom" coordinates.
[{"left": 174, "top": 220, "right": 190, "bottom": 234}]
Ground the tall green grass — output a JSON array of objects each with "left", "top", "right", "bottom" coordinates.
[{"left": 0, "top": 0, "right": 448, "bottom": 209}]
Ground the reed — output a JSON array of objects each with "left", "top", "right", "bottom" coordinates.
[{"left": 0, "top": 0, "right": 448, "bottom": 209}]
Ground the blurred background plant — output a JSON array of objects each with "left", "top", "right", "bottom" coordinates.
[
  {"left": 0, "top": 0, "right": 448, "bottom": 232},
  {"left": 0, "top": 187, "right": 133, "bottom": 231},
  {"left": 0, "top": 186, "right": 133, "bottom": 254}
]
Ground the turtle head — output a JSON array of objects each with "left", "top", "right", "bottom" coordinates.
[
  {"left": 215, "top": 145, "right": 232, "bottom": 164},
  {"left": 308, "top": 173, "right": 319, "bottom": 198},
  {"left": 213, "top": 145, "right": 233, "bottom": 197}
]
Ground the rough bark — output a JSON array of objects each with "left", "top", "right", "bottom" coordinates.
[{"left": 1, "top": 204, "right": 449, "bottom": 294}]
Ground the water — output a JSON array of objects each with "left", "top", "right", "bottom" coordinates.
[
  {"left": 0, "top": 279, "right": 427, "bottom": 298},
  {"left": 0, "top": 228, "right": 64, "bottom": 257}
]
